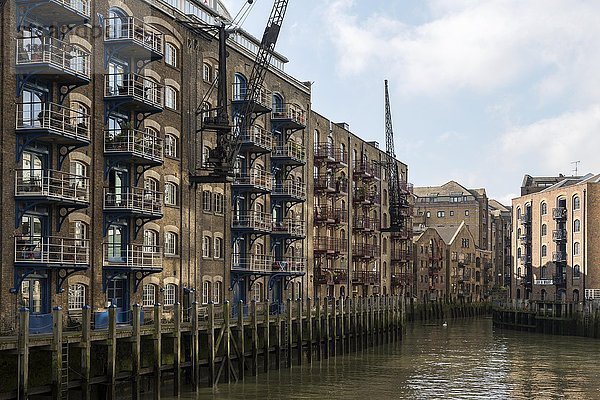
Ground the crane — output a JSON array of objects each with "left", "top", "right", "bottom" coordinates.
[{"left": 186, "top": 0, "right": 291, "bottom": 183}]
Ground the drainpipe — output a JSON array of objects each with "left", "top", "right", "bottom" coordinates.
[{"left": 583, "top": 188, "right": 586, "bottom": 309}]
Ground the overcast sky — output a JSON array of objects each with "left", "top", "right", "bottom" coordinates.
[{"left": 221, "top": 0, "right": 600, "bottom": 205}]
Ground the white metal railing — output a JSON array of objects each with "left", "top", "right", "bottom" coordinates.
[
  {"left": 16, "top": 102, "right": 90, "bottom": 141},
  {"left": 232, "top": 254, "right": 273, "bottom": 272},
  {"left": 534, "top": 279, "right": 554, "bottom": 285},
  {"left": 104, "top": 128, "right": 163, "bottom": 162},
  {"left": 232, "top": 83, "right": 271, "bottom": 109},
  {"left": 274, "top": 257, "right": 307, "bottom": 273},
  {"left": 21, "top": 0, "right": 91, "bottom": 17},
  {"left": 104, "top": 73, "right": 164, "bottom": 109},
  {"left": 103, "top": 187, "right": 163, "bottom": 215},
  {"left": 234, "top": 169, "right": 272, "bottom": 191},
  {"left": 240, "top": 126, "right": 272, "bottom": 150},
  {"left": 272, "top": 104, "right": 306, "bottom": 126},
  {"left": 103, "top": 243, "right": 162, "bottom": 269},
  {"left": 16, "top": 36, "right": 90, "bottom": 78},
  {"left": 104, "top": 16, "right": 163, "bottom": 55},
  {"left": 232, "top": 211, "right": 272, "bottom": 231},
  {"left": 272, "top": 180, "right": 306, "bottom": 200},
  {"left": 272, "top": 218, "right": 306, "bottom": 237},
  {"left": 273, "top": 141, "right": 306, "bottom": 162},
  {"left": 15, "top": 169, "right": 89, "bottom": 202},
  {"left": 14, "top": 236, "right": 89, "bottom": 265}
]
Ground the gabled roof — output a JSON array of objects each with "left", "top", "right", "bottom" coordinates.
[
  {"left": 540, "top": 173, "right": 600, "bottom": 193},
  {"left": 432, "top": 222, "right": 465, "bottom": 245},
  {"left": 413, "top": 180, "right": 472, "bottom": 198},
  {"left": 489, "top": 199, "right": 510, "bottom": 212}
]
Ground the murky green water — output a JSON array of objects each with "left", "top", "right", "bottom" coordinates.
[{"left": 174, "top": 318, "right": 600, "bottom": 399}]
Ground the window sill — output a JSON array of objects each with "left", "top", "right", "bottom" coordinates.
[
  {"left": 165, "top": 254, "right": 179, "bottom": 258},
  {"left": 165, "top": 155, "right": 180, "bottom": 161},
  {"left": 165, "top": 204, "right": 180, "bottom": 209}
]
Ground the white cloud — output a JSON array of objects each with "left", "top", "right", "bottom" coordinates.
[
  {"left": 499, "top": 104, "right": 600, "bottom": 173},
  {"left": 324, "top": 0, "right": 600, "bottom": 100}
]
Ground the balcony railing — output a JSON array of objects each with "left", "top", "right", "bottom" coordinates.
[
  {"left": 534, "top": 279, "right": 554, "bottom": 285},
  {"left": 16, "top": 102, "right": 90, "bottom": 143},
  {"left": 552, "top": 229, "right": 567, "bottom": 242},
  {"left": 272, "top": 180, "right": 306, "bottom": 200},
  {"left": 271, "top": 104, "right": 306, "bottom": 127},
  {"left": 233, "top": 169, "right": 272, "bottom": 192},
  {"left": 352, "top": 271, "right": 379, "bottom": 284},
  {"left": 314, "top": 143, "right": 348, "bottom": 165},
  {"left": 273, "top": 257, "right": 306, "bottom": 273},
  {"left": 16, "top": 37, "right": 91, "bottom": 81},
  {"left": 272, "top": 141, "right": 306, "bottom": 164},
  {"left": 104, "top": 73, "right": 164, "bottom": 110},
  {"left": 231, "top": 254, "right": 273, "bottom": 272},
  {"left": 239, "top": 126, "right": 272, "bottom": 151},
  {"left": 104, "top": 16, "right": 163, "bottom": 56},
  {"left": 552, "top": 207, "right": 567, "bottom": 220},
  {"left": 314, "top": 237, "right": 348, "bottom": 253},
  {"left": 519, "top": 213, "right": 531, "bottom": 224},
  {"left": 232, "top": 84, "right": 271, "bottom": 112},
  {"left": 352, "top": 216, "right": 380, "bottom": 231},
  {"left": 103, "top": 243, "right": 162, "bottom": 269},
  {"left": 552, "top": 251, "right": 567, "bottom": 263},
  {"left": 314, "top": 205, "right": 347, "bottom": 224},
  {"left": 391, "top": 249, "right": 411, "bottom": 262},
  {"left": 232, "top": 211, "right": 272, "bottom": 232},
  {"left": 352, "top": 244, "right": 380, "bottom": 258},
  {"left": 353, "top": 161, "right": 380, "bottom": 180},
  {"left": 272, "top": 218, "right": 306, "bottom": 237},
  {"left": 103, "top": 187, "right": 163, "bottom": 216},
  {"left": 104, "top": 128, "right": 163, "bottom": 164},
  {"left": 15, "top": 169, "right": 89, "bottom": 203},
  {"left": 353, "top": 188, "right": 380, "bottom": 205},
  {"left": 15, "top": 0, "right": 90, "bottom": 23},
  {"left": 15, "top": 236, "right": 89, "bottom": 265}
]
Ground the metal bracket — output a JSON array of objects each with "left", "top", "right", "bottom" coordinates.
[
  {"left": 16, "top": 134, "right": 42, "bottom": 162},
  {"left": 56, "top": 267, "right": 85, "bottom": 293},
  {"left": 58, "top": 142, "right": 88, "bottom": 169},
  {"left": 102, "top": 269, "right": 126, "bottom": 292},
  {"left": 102, "top": 214, "right": 125, "bottom": 237},
  {"left": 58, "top": 83, "right": 85, "bottom": 105},
  {"left": 10, "top": 267, "right": 37, "bottom": 294},
  {"left": 15, "top": 200, "right": 46, "bottom": 228},
  {"left": 56, "top": 205, "right": 86, "bottom": 231},
  {"left": 268, "top": 272, "right": 302, "bottom": 291},
  {"left": 134, "top": 164, "right": 154, "bottom": 186},
  {"left": 133, "top": 217, "right": 159, "bottom": 239}
]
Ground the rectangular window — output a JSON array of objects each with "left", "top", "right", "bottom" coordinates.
[
  {"left": 214, "top": 237, "right": 223, "bottom": 259},
  {"left": 165, "top": 232, "right": 178, "bottom": 256},
  {"left": 68, "top": 284, "right": 85, "bottom": 310},
  {"left": 165, "top": 43, "right": 178, "bottom": 68},
  {"left": 213, "top": 281, "right": 222, "bottom": 304},
  {"left": 165, "top": 86, "right": 178, "bottom": 110},
  {"left": 213, "top": 193, "right": 224, "bottom": 214},
  {"left": 202, "top": 190, "right": 211, "bottom": 212},
  {"left": 465, "top": 210, "right": 470, "bottom": 216},
  {"left": 164, "top": 284, "right": 176, "bottom": 306},
  {"left": 203, "top": 63, "right": 212, "bottom": 82},
  {"left": 450, "top": 211, "right": 454, "bottom": 216},
  {"left": 164, "top": 134, "right": 178, "bottom": 158},
  {"left": 203, "top": 236, "right": 211, "bottom": 258},
  {"left": 202, "top": 281, "right": 210, "bottom": 304},
  {"left": 142, "top": 284, "right": 155, "bottom": 307},
  {"left": 437, "top": 211, "right": 445, "bottom": 218},
  {"left": 165, "top": 183, "right": 178, "bottom": 206}
]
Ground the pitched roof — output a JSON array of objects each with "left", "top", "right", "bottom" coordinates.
[
  {"left": 413, "top": 180, "right": 472, "bottom": 198},
  {"left": 489, "top": 199, "right": 510, "bottom": 212},
  {"left": 432, "top": 222, "right": 464, "bottom": 245}
]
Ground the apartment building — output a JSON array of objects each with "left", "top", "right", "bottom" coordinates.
[
  {"left": 310, "top": 113, "right": 412, "bottom": 299},
  {"left": 512, "top": 174, "right": 600, "bottom": 302},
  {"left": 489, "top": 199, "right": 512, "bottom": 294},
  {"left": 0, "top": 0, "right": 409, "bottom": 332},
  {"left": 413, "top": 228, "right": 446, "bottom": 302}
]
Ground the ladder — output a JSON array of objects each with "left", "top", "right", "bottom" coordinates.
[
  {"left": 60, "top": 342, "right": 69, "bottom": 399},
  {"left": 282, "top": 318, "right": 289, "bottom": 367}
]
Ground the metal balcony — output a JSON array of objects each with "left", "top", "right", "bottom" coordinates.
[
  {"left": 15, "top": 169, "right": 89, "bottom": 205},
  {"left": 271, "top": 104, "right": 306, "bottom": 130},
  {"left": 352, "top": 244, "right": 380, "bottom": 259},
  {"left": 353, "top": 189, "right": 380, "bottom": 206},
  {"left": 231, "top": 254, "right": 273, "bottom": 272},
  {"left": 314, "top": 143, "right": 348, "bottom": 167},
  {"left": 352, "top": 216, "right": 380, "bottom": 232},
  {"left": 273, "top": 257, "right": 306, "bottom": 273},
  {"left": 14, "top": 235, "right": 89, "bottom": 267},
  {"left": 16, "top": 0, "right": 90, "bottom": 26},
  {"left": 272, "top": 218, "right": 306, "bottom": 238},
  {"left": 233, "top": 169, "right": 272, "bottom": 192},
  {"left": 552, "top": 229, "right": 567, "bottom": 242},
  {"left": 104, "top": 73, "right": 164, "bottom": 113},
  {"left": 239, "top": 126, "right": 272, "bottom": 153},
  {"left": 552, "top": 251, "right": 567, "bottom": 263},
  {"left": 272, "top": 180, "right": 306, "bottom": 201},
  {"left": 232, "top": 211, "right": 272, "bottom": 233},
  {"left": 232, "top": 84, "right": 272, "bottom": 114},
  {"left": 353, "top": 161, "right": 380, "bottom": 180},
  {"left": 16, "top": 102, "right": 90, "bottom": 145},
  {"left": 534, "top": 279, "right": 554, "bottom": 285},
  {"left": 314, "top": 175, "right": 347, "bottom": 195},
  {"left": 352, "top": 271, "right": 379, "bottom": 284},
  {"left": 104, "top": 128, "right": 163, "bottom": 165},
  {"left": 314, "top": 205, "right": 347, "bottom": 224},
  {"left": 519, "top": 234, "right": 530, "bottom": 244},
  {"left": 552, "top": 207, "right": 567, "bottom": 220},
  {"left": 391, "top": 273, "right": 412, "bottom": 287},
  {"left": 272, "top": 141, "right": 306, "bottom": 165},
  {"left": 16, "top": 37, "right": 90, "bottom": 85},
  {"left": 313, "top": 237, "right": 348, "bottom": 254},
  {"left": 391, "top": 249, "right": 411, "bottom": 263},
  {"left": 104, "top": 16, "right": 163, "bottom": 60},
  {"left": 519, "top": 213, "right": 531, "bottom": 225},
  {"left": 103, "top": 187, "right": 163, "bottom": 218},
  {"left": 103, "top": 243, "right": 162, "bottom": 270}
]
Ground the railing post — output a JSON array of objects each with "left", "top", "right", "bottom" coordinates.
[{"left": 18, "top": 308, "right": 29, "bottom": 400}]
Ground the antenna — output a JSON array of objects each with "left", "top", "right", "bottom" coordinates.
[{"left": 571, "top": 160, "right": 581, "bottom": 176}]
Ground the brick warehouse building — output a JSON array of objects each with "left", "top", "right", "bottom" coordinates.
[{"left": 0, "top": 0, "right": 411, "bottom": 332}]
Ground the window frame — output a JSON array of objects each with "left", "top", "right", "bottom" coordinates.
[
  {"left": 165, "top": 42, "right": 178, "bottom": 68},
  {"left": 164, "top": 231, "right": 178, "bottom": 256},
  {"left": 68, "top": 283, "right": 86, "bottom": 310},
  {"left": 142, "top": 283, "right": 156, "bottom": 307},
  {"left": 164, "top": 134, "right": 179, "bottom": 158},
  {"left": 164, "top": 283, "right": 176, "bottom": 306},
  {"left": 165, "top": 85, "right": 178, "bottom": 110},
  {"left": 164, "top": 182, "right": 178, "bottom": 206}
]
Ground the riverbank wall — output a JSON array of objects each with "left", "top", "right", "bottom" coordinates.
[
  {"left": 406, "top": 298, "right": 491, "bottom": 322},
  {"left": 493, "top": 300, "right": 600, "bottom": 338},
  {"left": 0, "top": 296, "right": 406, "bottom": 399}
]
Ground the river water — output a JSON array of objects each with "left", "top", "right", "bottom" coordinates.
[{"left": 175, "top": 318, "right": 600, "bottom": 399}]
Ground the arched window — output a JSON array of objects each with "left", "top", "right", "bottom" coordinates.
[
  {"left": 143, "top": 284, "right": 156, "bottom": 307},
  {"left": 202, "top": 280, "right": 211, "bottom": 304},
  {"left": 213, "top": 281, "right": 222, "bottom": 304},
  {"left": 107, "top": 8, "right": 129, "bottom": 39},
  {"left": 72, "top": 220, "right": 88, "bottom": 247},
  {"left": 516, "top": 289, "right": 521, "bottom": 299},
  {"left": 540, "top": 202, "right": 547, "bottom": 215},
  {"left": 383, "top": 189, "right": 388, "bottom": 206},
  {"left": 272, "top": 93, "right": 284, "bottom": 115},
  {"left": 164, "top": 283, "right": 176, "bottom": 306},
  {"left": 541, "top": 245, "right": 547, "bottom": 257},
  {"left": 203, "top": 63, "right": 212, "bottom": 82},
  {"left": 203, "top": 236, "right": 211, "bottom": 258},
  {"left": 383, "top": 213, "right": 388, "bottom": 229},
  {"left": 541, "top": 224, "right": 547, "bottom": 236},
  {"left": 541, "top": 266, "right": 547, "bottom": 278},
  {"left": 70, "top": 160, "right": 88, "bottom": 189},
  {"left": 383, "top": 238, "right": 387, "bottom": 254},
  {"left": 144, "top": 229, "right": 159, "bottom": 253},
  {"left": 70, "top": 101, "right": 89, "bottom": 132},
  {"left": 165, "top": 231, "right": 178, "bottom": 256},
  {"left": 165, "top": 134, "right": 178, "bottom": 158},
  {"left": 253, "top": 282, "right": 263, "bottom": 302},
  {"left": 573, "top": 290, "right": 580, "bottom": 302},
  {"left": 165, "top": 85, "right": 178, "bottom": 110},
  {"left": 574, "top": 242, "right": 581, "bottom": 256},
  {"left": 383, "top": 262, "right": 387, "bottom": 277},
  {"left": 516, "top": 207, "right": 521, "bottom": 219},
  {"left": 68, "top": 284, "right": 86, "bottom": 310},
  {"left": 233, "top": 73, "right": 247, "bottom": 100},
  {"left": 573, "top": 195, "right": 581, "bottom": 210},
  {"left": 202, "top": 190, "right": 211, "bottom": 212},
  {"left": 517, "top": 248, "right": 522, "bottom": 258},
  {"left": 214, "top": 237, "right": 223, "bottom": 259},
  {"left": 574, "top": 219, "right": 581, "bottom": 232},
  {"left": 144, "top": 176, "right": 159, "bottom": 198},
  {"left": 540, "top": 289, "right": 546, "bottom": 301},
  {"left": 165, "top": 182, "right": 178, "bottom": 206},
  {"left": 165, "top": 42, "right": 178, "bottom": 68},
  {"left": 574, "top": 265, "right": 581, "bottom": 278}
]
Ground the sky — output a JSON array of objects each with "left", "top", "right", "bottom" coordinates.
[{"left": 220, "top": 0, "right": 600, "bottom": 205}]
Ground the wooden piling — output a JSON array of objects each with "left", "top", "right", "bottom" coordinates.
[
  {"left": 173, "top": 302, "right": 182, "bottom": 395},
  {"left": 191, "top": 302, "right": 200, "bottom": 391},
  {"left": 207, "top": 302, "right": 215, "bottom": 386},
  {"left": 132, "top": 304, "right": 142, "bottom": 400},
  {"left": 315, "top": 298, "right": 322, "bottom": 361},
  {"left": 263, "top": 299, "right": 270, "bottom": 372},
  {"left": 107, "top": 305, "right": 117, "bottom": 400},
  {"left": 296, "top": 298, "right": 303, "bottom": 366},
  {"left": 286, "top": 298, "right": 293, "bottom": 368},
  {"left": 18, "top": 308, "right": 29, "bottom": 400},
  {"left": 306, "top": 297, "right": 313, "bottom": 364},
  {"left": 251, "top": 300, "right": 259, "bottom": 375},
  {"left": 80, "top": 306, "right": 91, "bottom": 400},
  {"left": 52, "top": 307, "right": 63, "bottom": 399},
  {"left": 153, "top": 303, "right": 162, "bottom": 399},
  {"left": 237, "top": 300, "right": 245, "bottom": 381}
]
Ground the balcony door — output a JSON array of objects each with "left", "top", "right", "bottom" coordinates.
[
  {"left": 107, "top": 61, "right": 126, "bottom": 95},
  {"left": 107, "top": 224, "right": 127, "bottom": 263},
  {"left": 108, "top": 168, "right": 128, "bottom": 206},
  {"left": 107, "top": 277, "right": 129, "bottom": 322},
  {"left": 21, "top": 151, "right": 45, "bottom": 188},
  {"left": 20, "top": 277, "right": 49, "bottom": 315},
  {"left": 21, "top": 89, "right": 45, "bottom": 128}
]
